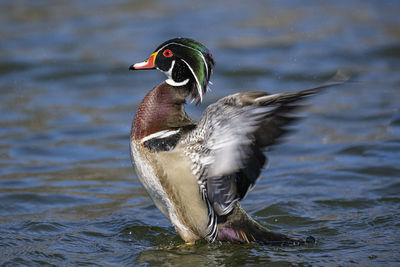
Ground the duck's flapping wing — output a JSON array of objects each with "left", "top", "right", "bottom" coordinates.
[{"left": 183, "top": 80, "right": 346, "bottom": 216}]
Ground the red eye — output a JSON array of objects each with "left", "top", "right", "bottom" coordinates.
[{"left": 163, "top": 49, "right": 173, "bottom": 58}]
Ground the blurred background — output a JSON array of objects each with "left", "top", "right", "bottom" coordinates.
[{"left": 0, "top": 0, "right": 399, "bottom": 265}]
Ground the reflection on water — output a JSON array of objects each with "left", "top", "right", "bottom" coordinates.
[{"left": 1, "top": 0, "right": 400, "bottom": 265}]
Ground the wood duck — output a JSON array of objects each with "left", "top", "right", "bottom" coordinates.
[{"left": 129, "top": 37, "right": 343, "bottom": 245}]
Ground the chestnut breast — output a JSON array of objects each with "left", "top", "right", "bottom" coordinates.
[{"left": 131, "top": 82, "right": 193, "bottom": 141}]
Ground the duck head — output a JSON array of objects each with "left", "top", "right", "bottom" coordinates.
[{"left": 129, "top": 38, "right": 215, "bottom": 104}]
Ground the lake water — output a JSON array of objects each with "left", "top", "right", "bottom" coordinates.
[{"left": 1, "top": 0, "right": 399, "bottom": 266}]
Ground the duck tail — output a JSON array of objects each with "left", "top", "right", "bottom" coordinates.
[{"left": 216, "top": 204, "right": 315, "bottom": 246}]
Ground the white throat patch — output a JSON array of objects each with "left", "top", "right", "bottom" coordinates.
[
  {"left": 163, "top": 60, "right": 190, "bottom": 87},
  {"left": 166, "top": 78, "right": 189, "bottom": 87}
]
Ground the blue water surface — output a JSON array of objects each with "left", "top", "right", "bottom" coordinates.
[{"left": 1, "top": 0, "right": 399, "bottom": 265}]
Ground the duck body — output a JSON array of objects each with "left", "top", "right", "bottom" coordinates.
[
  {"left": 130, "top": 81, "right": 213, "bottom": 242},
  {"left": 129, "top": 38, "right": 342, "bottom": 245}
]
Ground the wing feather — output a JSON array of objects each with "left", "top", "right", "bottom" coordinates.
[{"left": 183, "top": 80, "right": 347, "bottom": 216}]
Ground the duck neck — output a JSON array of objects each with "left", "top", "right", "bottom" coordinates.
[{"left": 131, "top": 82, "right": 194, "bottom": 141}]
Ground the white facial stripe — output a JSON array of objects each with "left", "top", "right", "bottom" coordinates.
[
  {"left": 163, "top": 59, "right": 190, "bottom": 87},
  {"left": 181, "top": 58, "right": 203, "bottom": 102},
  {"left": 163, "top": 60, "right": 175, "bottom": 79}
]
